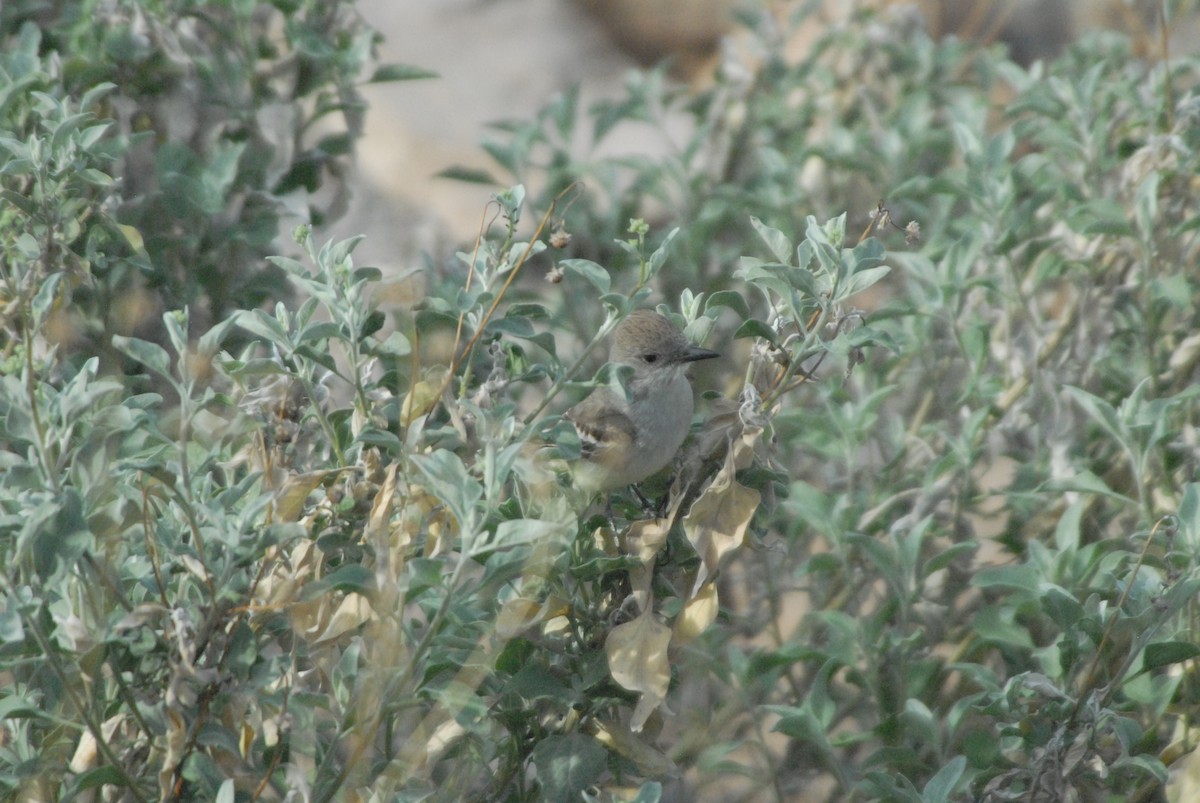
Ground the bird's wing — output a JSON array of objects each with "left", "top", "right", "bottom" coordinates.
[{"left": 566, "top": 389, "right": 636, "bottom": 461}]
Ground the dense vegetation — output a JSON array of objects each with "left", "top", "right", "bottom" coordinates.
[{"left": 2, "top": 2, "right": 1199, "bottom": 801}]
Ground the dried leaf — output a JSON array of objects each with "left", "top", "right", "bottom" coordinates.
[
  {"left": 272, "top": 470, "right": 336, "bottom": 522},
  {"left": 693, "top": 397, "right": 741, "bottom": 463},
  {"left": 496, "top": 597, "right": 546, "bottom": 639},
  {"left": 682, "top": 451, "right": 761, "bottom": 592},
  {"left": 179, "top": 554, "right": 210, "bottom": 584},
  {"left": 70, "top": 715, "right": 123, "bottom": 773},
  {"left": 311, "top": 592, "right": 374, "bottom": 646},
  {"left": 1062, "top": 730, "right": 1089, "bottom": 775},
  {"left": 115, "top": 603, "right": 167, "bottom": 632},
  {"left": 1166, "top": 742, "right": 1200, "bottom": 802},
  {"left": 366, "top": 463, "right": 398, "bottom": 542},
  {"left": 258, "top": 539, "right": 320, "bottom": 616},
  {"left": 369, "top": 463, "right": 402, "bottom": 604},
  {"left": 240, "top": 721, "right": 255, "bottom": 758},
  {"left": 425, "top": 513, "right": 457, "bottom": 557},
  {"left": 159, "top": 708, "right": 187, "bottom": 799},
  {"left": 401, "top": 379, "right": 440, "bottom": 425},
  {"left": 622, "top": 518, "right": 671, "bottom": 610},
  {"left": 673, "top": 581, "right": 719, "bottom": 647},
  {"left": 606, "top": 610, "right": 672, "bottom": 732},
  {"left": 622, "top": 518, "right": 671, "bottom": 565},
  {"left": 730, "top": 418, "right": 765, "bottom": 471},
  {"left": 261, "top": 716, "right": 280, "bottom": 749},
  {"left": 588, "top": 718, "right": 677, "bottom": 777}
]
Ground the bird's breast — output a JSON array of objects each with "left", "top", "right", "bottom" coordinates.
[{"left": 629, "top": 372, "right": 695, "bottom": 459}]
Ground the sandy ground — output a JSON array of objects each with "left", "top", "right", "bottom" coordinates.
[{"left": 324, "top": 0, "right": 644, "bottom": 276}]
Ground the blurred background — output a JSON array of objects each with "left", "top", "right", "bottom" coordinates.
[{"left": 335, "top": 0, "right": 1195, "bottom": 273}]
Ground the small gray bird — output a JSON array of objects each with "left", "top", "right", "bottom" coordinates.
[{"left": 567, "top": 310, "right": 719, "bottom": 492}]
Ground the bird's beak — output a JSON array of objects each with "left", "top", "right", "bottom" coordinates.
[{"left": 681, "top": 345, "right": 720, "bottom": 363}]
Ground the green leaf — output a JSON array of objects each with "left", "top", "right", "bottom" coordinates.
[
  {"left": 769, "top": 704, "right": 828, "bottom": 744},
  {"left": 200, "top": 141, "right": 246, "bottom": 207},
  {"left": 79, "top": 81, "right": 118, "bottom": 112},
  {"left": 837, "top": 265, "right": 891, "bottom": 300},
  {"left": 235, "top": 309, "right": 291, "bottom": 348},
  {"left": 112, "top": 335, "right": 173, "bottom": 380},
  {"left": 922, "top": 542, "right": 976, "bottom": 578},
  {"left": 297, "top": 321, "right": 344, "bottom": 344},
  {"left": 301, "top": 564, "right": 374, "bottom": 599},
  {"left": 325, "top": 235, "right": 364, "bottom": 268},
  {"left": 750, "top": 216, "right": 794, "bottom": 263},
  {"left": 1062, "top": 385, "right": 1126, "bottom": 446},
  {"left": 644, "top": 227, "right": 679, "bottom": 281},
  {"left": 30, "top": 272, "right": 63, "bottom": 328},
  {"left": 411, "top": 449, "right": 483, "bottom": 527},
  {"left": 922, "top": 756, "right": 966, "bottom": 803},
  {"left": 1045, "top": 471, "right": 1136, "bottom": 505},
  {"left": 1180, "top": 483, "right": 1200, "bottom": 552},
  {"left": 352, "top": 267, "right": 383, "bottom": 285},
  {"left": 1054, "top": 498, "right": 1084, "bottom": 551},
  {"left": 733, "top": 319, "right": 779, "bottom": 345},
  {"left": 1142, "top": 640, "right": 1200, "bottom": 672},
  {"left": 629, "top": 782, "right": 663, "bottom": 803},
  {"left": 294, "top": 344, "right": 339, "bottom": 373},
  {"left": 18, "top": 489, "right": 91, "bottom": 583},
  {"left": 79, "top": 167, "right": 114, "bottom": 187},
  {"left": 494, "top": 185, "right": 526, "bottom": 224},
  {"left": 267, "top": 255, "right": 311, "bottom": 276},
  {"left": 436, "top": 165, "right": 498, "bottom": 184},
  {"left": 356, "top": 427, "right": 402, "bottom": 454},
  {"left": 505, "top": 664, "right": 571, "bottom": 701},
  {"left": 70, "top": 766, "right": 128, "bottom": 793},
  {"left": 705, "top": 290, "right": 751, "bottom": 320},
  {"left": 374, "top": 331, "right": 412, "bottom": 357},
  {"left": 737, "top": 258, "right": 819, "bottom": 299},
  {"left": 317, "top": 132, "right": 354, "bottom": 156},
  {"left": 971, "top": 564, "right": 1040, "bottom": 593},
  {"left": 163, "top": 310, "right": 189, "bottom": 357},
  {"left": 559, "top": 258, "right": 611, "bottom": 294},
  {"left": 483, "top": 518, "right": 572, "bottom": 555},
  {"left": 1111, "top": 753, "right": 1168, "bottom": 783},
  {"left": 0, "top": 606, "right": 23, "bottom": 643},
  {"left": 972, "top": 605, "right": 1034, "bottom": 649},
  {"left": 530, "top": 734, "right": 607, "bottom": 802},
  {"left": 1040, "top": 583, "right": 1085, "bottom": 630},
  {"left": 368, "top": 63, "right": 439, "bottom": 82},
  {"left": 197, "top": 317, "right": 237, "bottom": 356},
  {"left": 50, "top": 110, "right": 92, "bottom": 153}
]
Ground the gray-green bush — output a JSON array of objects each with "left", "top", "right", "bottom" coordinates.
[{"left": 2, "top": 3, "right": 1199, "bottom": 802}]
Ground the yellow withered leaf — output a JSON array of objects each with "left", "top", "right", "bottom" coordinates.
[
  {"left": 682, "top": 451, "right": 760, "bottom": 592},
  {"left": 606, "top": 610, "right": 672, "bottom": 733},
  {"left": 622, "top": 518, "right": 671, "bottom": 565},
  {"left": 272, "top": 470, "right": 336, "bottom": 522},
  {"left": 311, "top": 592, "right": 374, "bottom": 647},
  {"left": 401, "top": 379, "right": 440, "bottom": 425},
  {"left": 366, "top": 462, "right": 399, "bottom": 542},
  {"left": 588, "top": 718, "right": 677, "bottom": 777},
  {"left": 495, "top": 598, "right": 544, "bottom": 639},
  {"left": 622, "top": 518, "right": 672, "bottom": 610},
  {"left": 673, "top": 580, "right": 719, "bottom": 647}
]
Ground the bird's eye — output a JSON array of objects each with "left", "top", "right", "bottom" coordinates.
[{"left": 643, "top": 353, "right": 658, "bottom": 363}]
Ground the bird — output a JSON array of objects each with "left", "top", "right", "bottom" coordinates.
[{"left": 567, "top": 310, "right": 719, "bottom": 493}]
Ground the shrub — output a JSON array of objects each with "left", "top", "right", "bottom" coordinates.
[
  {"left": 0, "top": 0, "right": 408, "bottom": 351},
  {"left": 2, "top": 4, "right": 1199, "bottom": 802}
]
